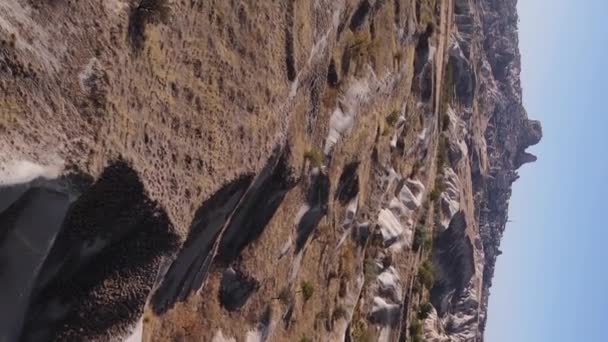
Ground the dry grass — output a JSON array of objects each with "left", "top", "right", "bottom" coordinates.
[
  {"left": 3, "top": 0, "right": 451, "bottom": 340},
  {"left": 417, "top": 0, "right": 438, "bottom": 26}
]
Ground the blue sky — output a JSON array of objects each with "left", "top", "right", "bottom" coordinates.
[{"left": 485, "top": 0, "right": 608, "bottom": 341}]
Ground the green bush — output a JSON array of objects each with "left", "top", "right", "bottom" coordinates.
[
  {"left": 299, "top": 337, "right": 312, "bottom": 342},
  {"left": 364, "top": 257, "right": 379, "bottom": 283},
  {"left": 351, "top": 319, "right": 373, "bottom": 342},
  {"left": 413, "top": 226, "right": 434, "bottom": 252},
  {"left": 418, "top": 260, "right": 435, "bottom": 290},
  {"left": 386, "top": 111, "right": 400, "bottom": 127},
  {"left": 423, "top": 232, "right": 434, "bottom": 251},
  {"left": 301, "top": 281, "right": 315, "bottom": 301},
  {"left": 436, "top": 136, "right": 449, "bottom": 169},
  {"left": 439, "top": 59, "right": 454, "bottom": 117},
  {"left": 382, "top": 126, "right": 391, "bottom": 136},
  {"left": 413, "top": 280, "right": 423, "bottom": 295},
  {"left": 304, "top": 147, "right": 323, "bottom": 168},
  {"left": 409, "top": 317, "right": 424, "bottom": 342},
  {"left": 429, "top": 187, "right": 442, "bottom": 202},
  {"left": 413, "top": 225, "right": 426, "bottom": 251},
  {"left": 418, "top": 302, "right": 434, "bottom": 319}
]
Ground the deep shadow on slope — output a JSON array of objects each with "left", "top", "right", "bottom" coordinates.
[
  {"left": 8, "top": 161, "right": 178, "bottom": 342},
  {"left": 216, "top": 147, "right": 297, "bottom": 265},
  {"left": 152, "top": 147, "right": 297, "bottom": 313},
  {"left": 295, "top": 172, "right": 330, "bottom": 252},
  {"left": 0, "top": 181, "right": 75, "bottom": 342},
  {"left": 335, "top": 161, "right": 360, "bottom": 205},
  {"left": 150, "top": 175, "right": 253, "bottom": 314},
  {"left": 430, "top": 211, "right": 475, "bottom": 316}
]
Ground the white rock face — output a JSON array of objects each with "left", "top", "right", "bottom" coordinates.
[
  {"left": 122, "top": 318, "right": 143, "bottom": 342},
  {"left": 378, "top": 209, "right": 407, "bottom": 250},
  {"left": 377, "top": 267, "right": 402, "bottom": 302},
  {"left": 212, "top": 330, "right": 236, "bottom": 342},
  {"left": 0, "top": 159, "right": 63, "bottom": 186},
  {"left": 417, "top": 126, "right": 428, "bottom": 142},
  {"left": 457, "top": 139, "right": 469, "bottom": 159},
  {"left": 78, "top": 57, "right": 101, "bottom": 93},
  {"left": 424, "top": 279, "right": 482, "bottom": 342},
  {"left": 370, "top": 297, "right": 400, "bottom": 323},
  {"left": 378, "top": 178, "right": 425, "bottom": 250},
  {"left": 371, "top": 291, "right": 402, "bottom": 342},
  {"left": 245, "top": 330, "right": 263, "bottom": 342},
  {"left": 294, "top": 204, "right": 311, "bottom": 224},
  {"left": 343, "top": 196, "right": 359, "bottom": 227},
  {"left": 323, "top": 78, "right": 371, "bottom": 154},
  {"left": 399, "top": 179, "right": 425, "bottom": 210},
  {"left": 383, "top": 167, "right": 400, "bottom": 191},
  {"left": 439, "top": 167, "right": 461, "bottom": 232},
  {"left": 445, "top": 106, "right": 470, "bottom": 164},
  {"left": 0, "top": 0, "right": 65, "bottom": 71}
]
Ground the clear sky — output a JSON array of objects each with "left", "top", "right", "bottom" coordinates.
[{"left": 485, "top": 0, "right": 608, "bottom": 341}]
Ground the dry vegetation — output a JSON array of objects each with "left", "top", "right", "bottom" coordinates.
[{"left": 0, "top": 0, "right": 457, "bottom": 340}]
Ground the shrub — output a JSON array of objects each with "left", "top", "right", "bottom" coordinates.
[
  {"left": 333, "top": 306, "right": 348, "bottom": 321},
  {"left": 385, "top": 111, "right": 400, "bottom": 127},
  {"left": 314, "top": 310, "right": 330, "bottom": 330},
  {"left": 364, "top": 257, "right": 379, "bottom": 283},
  {"left": 439, "top": 60, "right": 455, "bottom": 116},
  {"left": 304, "top": 147, "right": 323, "bottom": 168},
  {"left": 418, "top": 302, "right": 434, "bottom": 319},
  {"left": 352, "top": 318, "right": 373, "bottom": 342},
  {"left": 411, "top": 160, "right": 423, "bottom": 176},
  {"left": 423, "top": 232, "right": 434, "bottom": 251},
  {"left": 349, "top": 31, "right": 374, "bottom": 56},
  {"left": 128, "top": 0, "right": 171, "bottom": 51},
  {"left": 429, "top": 188, "right": 442, "bottom": 202},
  {"left": 299, "top": 337, "right": 312, "bottom": 342},
  {"left": 412, "top": 226, "right": 426, "bottom": 251},
  {"left": 83, "top": 69, "right": 108, "bottom": 110},
  {"left": 323, "top": 87, "right": 339, "bottom": 109},
  {"left": 382, "top": 126, "right": 391, "bottom": 136},
  {"left": 436, "top": 136, "right": 449, "bottom": 169},
  {"left": 442, "top": 113, "right": 451, "bottom": 131},
  {"left": 414, "top": 226, "right": 433, "bottom": 252},
  {"left": 277, "top": 287, "right": 290, "bottom": 305},
  {"left": 339, "top": 277, "right": 348, "bottom": 298},
  {"left": 418, "top": 260, "right": 435, "bottom": 290},
  {"left": 301, "top": 281, "right": 315, "bottom": 301},
  {"left": 413, "top": 280, "right": 422, "bottom": 294},
  {"left": 409, "top": 317, "right": 424, "bottom": 342},
  {"left": 6, "top": 33, "right": 16, "bottom": 48}
]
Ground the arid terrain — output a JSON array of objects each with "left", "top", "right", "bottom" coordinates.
[{"left": 0, "top": 0, "right": 541, "bottom": 341}]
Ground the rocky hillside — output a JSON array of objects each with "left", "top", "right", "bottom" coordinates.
[{"left": 0, "top": 0, "right": 540, "bottom": 341}]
